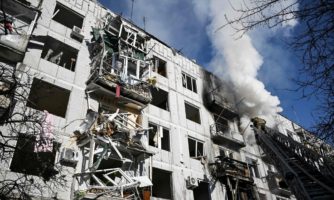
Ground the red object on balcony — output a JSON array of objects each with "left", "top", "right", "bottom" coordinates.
[{"left": 116, "top": 84, "right": 121, "bottom": 98}]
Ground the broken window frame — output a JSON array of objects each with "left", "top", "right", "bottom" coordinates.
[
  {"left": 52, "top": 2, "right": 84, "bottom": 29},
  {"left": 41, "top": 36, "right": 79, "bottom": 71},
  {"left": 182, "top": 72, "right": 197, "bottom": 93},
  {"left": 152, "top": 56, "right": 167, "bottom": 77},
  {"left": 26, "top": 78, "right": 71, "bottom": 118},
  {"left": 185, "top": 102, "right": 201, "bottom": 124},
  {"left": 246, "top": 157, "right": 260, "bottom": 178},
  {"left": 148, "top": 122, "right": 170, "bottom": 151},
  {"left": 188, "top": 137, "right": 204, "bottom": 159}
]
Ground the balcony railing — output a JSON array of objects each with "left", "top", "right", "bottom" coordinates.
[
  {"left": 210, "top": 156, "right": 253, "bottom": 183},
  {"left": 210, "top": 123, "right": 245, "bottom": 148}
]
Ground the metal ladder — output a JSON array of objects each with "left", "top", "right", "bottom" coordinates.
[{"left": 255, "top": 128, "right": 334, "bottom": 200}]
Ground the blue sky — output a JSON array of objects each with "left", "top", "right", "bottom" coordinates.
[{"left": 98, "top": 0, "right": 319, "bottom": 130}]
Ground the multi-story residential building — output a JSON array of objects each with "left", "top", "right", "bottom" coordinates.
[{"left": 0, "top": 0, "right": 333, "bottom": 199}]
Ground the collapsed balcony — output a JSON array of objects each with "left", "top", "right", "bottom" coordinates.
[
  {"left": 210, "top": 123, "right": 245, "bottom": 149},
  {"left": 210, "top": 156, "right": 253, "bottom": 184},
  {"left": 73, "top": 168, "right": 152, "bottom": 200},
  {"left": 267, "top": 170, "right": 292, "bottom": 197},
  {"left": 86, "top": 14, "right": 153, "bottom": 111},
  {"left": 0, "top": 0, "right": 40, "bottom": 62},
  {"left": 72, "top": 109, "right": 153, "bottom": 199}
]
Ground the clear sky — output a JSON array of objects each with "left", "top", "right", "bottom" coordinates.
[{"left": 98, "top": 0, "right": 319, "bottom": 130}]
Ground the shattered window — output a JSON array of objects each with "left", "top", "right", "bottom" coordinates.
[
  {"left": 148, "top": 122, "right": 170, "bottom": 151},
  {"left": 52, "top": 3, "right": 84, "bottom": 29},
  {"left": 41, "top": 36, "right": 79, "bottom": 71},
  {"left": 152, "top": 168, "right": 172, "bottom": 199},
  {"left": 10, "top": 134, "right": 60, "bottom": 180},
  {"left": 188, "top": 137, "right": 204, "bottom": 159},
  {"left": 182, "top": 72, "right": 197, "bottom": 93},
  {"left": 185, "top": 102, "right": 201, "bottom": 124},
  {"left": 27, "top": 78, "right": 70, "bottom": 118},
  {"left": 153, "top": 56, "right": 167, "bottom": 77}
]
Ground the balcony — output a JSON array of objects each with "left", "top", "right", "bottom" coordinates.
[
  {"left": 267, "top": 170, "right": 291, "bottom": 197},
  {"left": 0, "top": 0, "right": 39, "bottom": 62},
  {"left": 210, "top": 156, "right": 253, "bottom": 183},
  {"left": 206, "top": 90, "right": 238, "bottom": 118},
  {"left": 87, "top": 16, "right": 152, "bottom": 111},
  {"left": 86, "top": 69, "right": 152, "bottom": 112},
  {"left": 210, "top": 123, "right": 245, "bottom": 149}
]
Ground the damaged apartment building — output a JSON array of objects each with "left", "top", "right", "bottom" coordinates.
[{"left": 0, "top": 0, "right": 334, "bottom": 199}]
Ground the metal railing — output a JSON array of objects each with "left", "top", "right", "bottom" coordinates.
[
  {"left": 210, "top": 123, "right": 233, "bottom": 138},
  {"left": 210, "top": 156, "right": 253, "bottom": 182},
  {"left": 267, "top": 128, "right": 334, "bottom": 180}
]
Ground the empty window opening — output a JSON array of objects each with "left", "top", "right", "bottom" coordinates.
[
  {"left": 185, "top": 102, "right": 200, "bottom": 124},
  {"left": 152, "top": 168, "right": 172, "bottom": 199},
  {"left": 27, "top": 78, "right": 70, "bottom": 118},
  {"left": 148, "top": 123, "right": 170, "bottom": 151},
  {"left": 193, "top": 182, "right": 210, "bottom": 200},
  {"left": 150, "top": 88, "right": 169, "bottom": 111},
  {"left": 10, "top": 134, "right": 60, "bottom": 180},
  {"left": 182, "top": 72, "right": 197, "bottom": 93},
  {"left": 278, "top": 179, "right": 289, "bottom": 190},
  {"left": 52, "top": 3, "right": 84, "bottom": 29},
  {"left": 219, "top": 148, "right": 225, "bottom": 157},
  {"left": 41, "top": 36, "right": 79, "bottom": 71},
  {"left": 127, "top": 59, "right": 138, "bottom": 77},
  {"left": 188, "top": 138, "right": 204, "bottom": 159},
  {"left": 153, "top": 56, "right": 167, "bottom": 77},
  {"left": 246, "top": 157, "right": 260, "bottom": 178}
]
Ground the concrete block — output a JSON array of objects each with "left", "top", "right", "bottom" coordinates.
[
  {"left": 76, "top": 0, "right": 83, "bottom": 6},
  {"left": 23, "top": 51, "right": 42, "bottom": 69},
  {"left": 88, "top": 1, "right": 95, "bottom": 12},
  {"left": 56, "top": 66, "right": 75, "bottom": 83},
  {"left": 38, "top": 59, "right": 58, "bottom": 77},
  {"left": 82, "top": 0, "right": 89, "bottom": 12},
  {"left": 50, "top": 20, "right": 67, "bottom": 36}
]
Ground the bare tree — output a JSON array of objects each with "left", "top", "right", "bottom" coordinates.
[
  {"left": 0, "top": 62, "right": 67, "bottom": 199},
  {"left": 219, "top": 0, "right": 334, "bottom": 144}
]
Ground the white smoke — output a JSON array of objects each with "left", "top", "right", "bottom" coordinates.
[{"left": 194, "top": 0, "right": 298, "bottom": 128}]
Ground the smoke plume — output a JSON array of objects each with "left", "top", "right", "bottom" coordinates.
[{"left": 196, "top": 0, "right": 298, "bottom": 128}]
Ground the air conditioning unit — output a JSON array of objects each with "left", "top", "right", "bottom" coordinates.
[
  {"left": 60, "top": 148, "right": 78, "bottom": 167},
  {"left": 186, "top": 176, "right": 198, "bottom": 189},
  {"left": 71, "top": 26, "right": 84, "bottom": 41}
]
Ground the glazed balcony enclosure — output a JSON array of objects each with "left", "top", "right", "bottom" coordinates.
[{"left": 0, "top": 0, "right": 40, "bottom": 62}]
